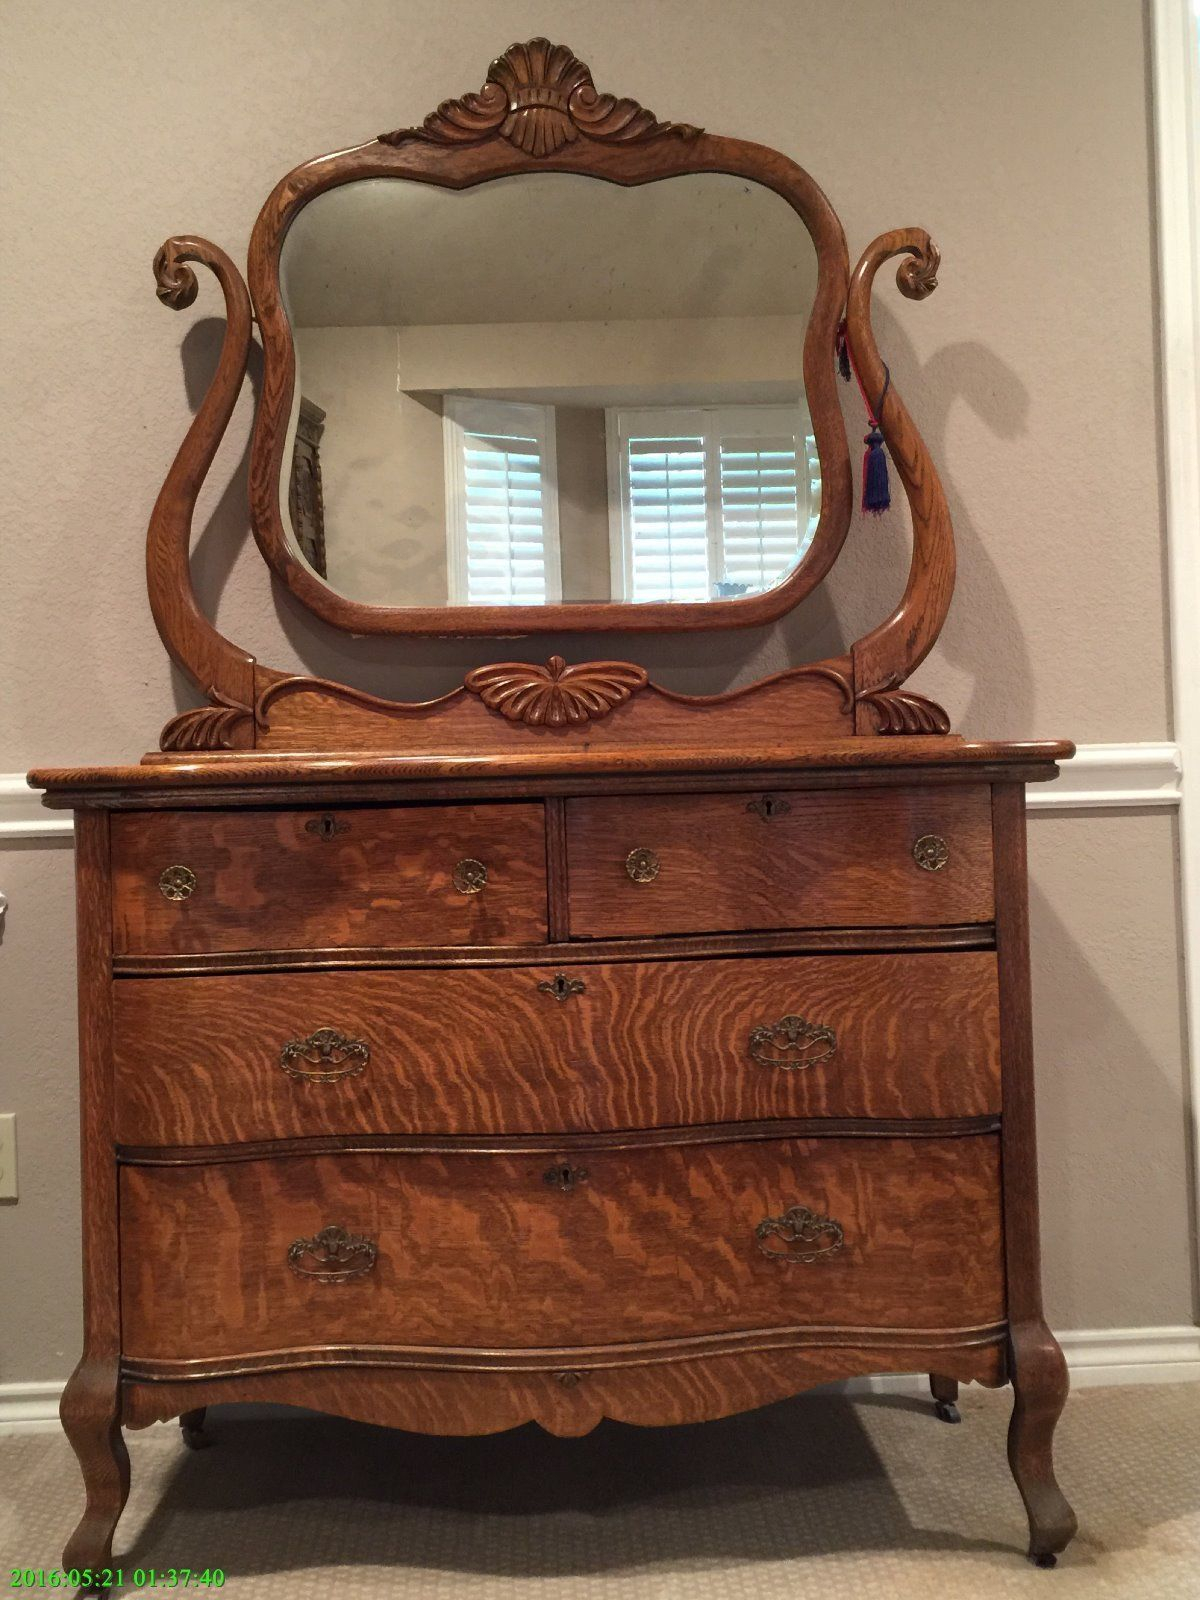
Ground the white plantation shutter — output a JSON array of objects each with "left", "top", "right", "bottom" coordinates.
[
  {"left": 444, "top": 398, "right": 561, "bottom": 604},
  {"left": 718, "top": 434, "right": 803, "bottom": 593},
  {"left": 609, "top": 405, "right": 818, "bottom": 602},
  {"left": 625, "top": 434, "right": 709, "bottom": 602}
]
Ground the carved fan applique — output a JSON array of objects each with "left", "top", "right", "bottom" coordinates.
[
  {"left": 379, "top": 37, "right": 701, "bottom": 157},
  {"left": 856, "top": 683, "right": 951, "bottom": 735},
  {"left": 465, "top": 655, "right": 649, "bottom": 727}
]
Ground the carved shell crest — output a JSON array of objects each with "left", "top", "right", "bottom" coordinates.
[
  {"left": 465, "top": 655, "right": 649, "bottom": 727},
  {"left": 379, "top": 38, "right": 701, "bottom": 157}
]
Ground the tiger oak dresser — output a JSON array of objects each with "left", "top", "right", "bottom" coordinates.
[{"left": 31, "top": 36, "right": 1078, "bottom": 1582}]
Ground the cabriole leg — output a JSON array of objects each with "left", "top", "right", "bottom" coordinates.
[
  {"left": 929, "top": 1372, "right": 961, "bottom": 1424},
  {"left": 60, "top": 1358, "right": 130, "bottom": 1578},
  {"left": 1007, "top": 1321, "right": 1077, "bottom": 1566}
]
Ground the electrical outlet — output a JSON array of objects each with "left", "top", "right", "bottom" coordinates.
[{"left": 0, "top": 1114, "right": 16, "bottom": 1200}]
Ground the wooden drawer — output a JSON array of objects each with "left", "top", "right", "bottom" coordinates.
[
  {"left": 113, "top": 952, "right": 1001, "bottom": 1145},
  {"left": 119, "top": 1136, "right": 1005, "bottom": 1362},
  {"left": 565, "top": 786, "right": 994, "bottom": 938},
  {"left": 110, "top": 803, "right": 548, "bottom": 954}
]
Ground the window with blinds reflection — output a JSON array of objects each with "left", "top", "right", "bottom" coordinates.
[
  {"left": 609, "top": 405, "right": 818, "bottom": 603},
  {"left": 443, "top": 397, "right": 562, "bottom": 605},
  {"left": 442, "top": 398, "right": 816, "bottom": 607}
]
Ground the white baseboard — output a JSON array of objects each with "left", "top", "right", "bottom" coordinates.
[
  {"left": 3, "top": 1326, "right": 1196, "bottom": 1435},
  {"left": 0, "top": 775, "right": 72, "bottom": 839},
  {"left": 1, "top": 744, "right": 1185, "bottom": 841},
  {"left": 0, "top": 1379, "right": 67, "bottom": 1435},
  {"left": 1025, "top": 742, "right": 1182, "bottom": 810}
]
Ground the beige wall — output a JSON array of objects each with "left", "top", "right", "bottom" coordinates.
[
  {"left": 555, "top": 408, "right": 613, "bottom": 604},
  {"left": 0, "top": 0, "right": 1194, "bottom": 1385},
  {"left": 294, "top": 327, "right": 449, "bottom": 606}
]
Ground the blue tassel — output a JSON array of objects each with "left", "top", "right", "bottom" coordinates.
[
  {"left": 862, "top": 426, "right": 890, "bottom": 514},
  {"left": 861, "top": 364, "right": 892, "bottom": 515}
]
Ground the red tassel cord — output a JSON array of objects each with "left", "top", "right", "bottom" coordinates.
[{"left": 834, "top": 319, "right": 892, "bottom": 515}]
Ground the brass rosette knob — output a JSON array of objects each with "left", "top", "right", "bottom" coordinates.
[
  {"left": 912, "top": 834, "right": 949, "bottom": 872},
  {"left": 625, "top": 847, "right": 660, "bottom": 883},
  {"left": 157, "top": 865, "right": 196, "bottom": 901},
  {"left": 452, "top": 857, "right": 488, "bottom": 894}
]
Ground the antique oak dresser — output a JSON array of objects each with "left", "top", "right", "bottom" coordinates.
[{"left": 31, "top": 38, "right": 1077, "bottom": 1580}]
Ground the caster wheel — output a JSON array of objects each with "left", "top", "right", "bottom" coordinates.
[
  {"left": 934, "top": 1400, "right": 961, "bottom": 1424},
  {"left": 180, "top": 1409, "right": 212, "bottom": 1450},
  {"left": 1031, "top": 1552, "right": 1058, "bottom": 1569}
]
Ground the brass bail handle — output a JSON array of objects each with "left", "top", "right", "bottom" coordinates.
[
  {"left": 755, "top": 1205, "right": 844, "bottom": 1264},
  {"left": 287, "top": 1224, "right": 378, "bottom": 1282}
]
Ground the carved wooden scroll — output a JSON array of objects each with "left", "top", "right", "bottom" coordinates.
[
  {"left": 843, "top": 230, "right": 955, "bottom": 735},
  {"left": 149, "top": 238, "right": 259, "bottom": 751}
]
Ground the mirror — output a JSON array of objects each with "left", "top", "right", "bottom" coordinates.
[{"left": 279, "top": 172, "right": 822, "bottom": 610}]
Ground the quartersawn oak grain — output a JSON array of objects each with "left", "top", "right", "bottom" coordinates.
[
  {"left": 43, "top": 27, "right": 1078, "bottom": 1572},
  {"left": 113, "top": 951, "right": 1001, "bottom": 1145},
  {"left": 118, "top": 1137, "right": 1005, "bottom": 1361},
  {"left": 566, "top": 786, "right": 994, "bottom": 937},
  {"left": 110, "top": 803, "right": 548, "bottom": 954},
  {"left": 58, "top": 813, "right": 130, "bottom": 1572},
  {"left": 122, "top": 1335, "right": 1008, "bottom": 1440},
  {"left": 30, "top": 737, "right": 1074, "bottom": 803}
]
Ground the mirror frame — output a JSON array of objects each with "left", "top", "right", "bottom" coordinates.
[
  {"left": 146, "top": 38, "right": 953, "bottom": 755},
  {"left": 245, "top": 39, "right": 852, "bottom": 636}
]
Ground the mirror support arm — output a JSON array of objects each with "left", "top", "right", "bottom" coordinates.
[
  {"left": 845, "top": 229, "right": 955, "bottom": 735},
  {"left": 148, "top": 236, "right": 262, "bottom": 751}
]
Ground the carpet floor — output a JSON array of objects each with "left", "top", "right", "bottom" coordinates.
[{"left": 3, "top": 1382, "right": 1198, "bottom": 1597}]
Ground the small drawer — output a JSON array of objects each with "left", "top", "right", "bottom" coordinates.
[
  {"left": 565, "top": 786, "right": 994, "bottom": 938},
  {"left": 118, "top": 1136, "right": 1005, "bottom": 1363},
  {"left": 110, "top": 803, "right": 548, "bottom": 954},
  {"left": 113, "top": 951, "right": 1000, "bottom": 1146}
]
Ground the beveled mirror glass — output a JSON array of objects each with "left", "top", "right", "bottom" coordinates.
[{"left": 278, "top": 172, "right": 821, "bottom": 610}]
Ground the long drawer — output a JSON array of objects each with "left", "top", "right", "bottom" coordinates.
[
  {"left": 113, "top": 952, "right": 1001, "bottom": 1145},
  {"left": 119, "top": 1136, "right": 1005, "bottom": 1362},
  {"left": 565, "top": 786, "right": 994, "bottom": 938},
  {"left": 110, "top": 803, "right": 548, "bottom": 954}
]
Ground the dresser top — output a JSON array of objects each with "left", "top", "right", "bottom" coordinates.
[{"left": 30, "top": 736, "right": 1073, "bottom": 809}]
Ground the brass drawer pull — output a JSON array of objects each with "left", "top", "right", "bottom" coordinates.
[
  {"left": 280, "top": 1027, "right": 370, "bottom": 1083},
  {"left": 756, "top": 1205, "right": 844, "bottom": 1264},
  {"left": 305, "top": 812, "right": 349, "bottom": 840},
  {"left": 543, "top": 1161, "right": 588, "bottom": 1192},
  {"left": 452, "top": 857, "right": 488, "bottom": 894},
  {"left": 538, "top": 973, "right": 586, "bottom": 1002},
  {"left": 748, "top": 1014, "right": 837, "bottom": 1071},
  {"left": 746, "top": 794, "right": 791, "bottom": 821},
  {"left": 625, "top": 847, "right": 660, "bottom": 883},
  {"left": 913, "top": 834, "right": 949, "bottom": 871},
  {"left": 158, "top": 865, "right": 196, "bottom": 901},
  {"left": 287, "top": 1224, "right": 377, "bottom": 1282}
]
